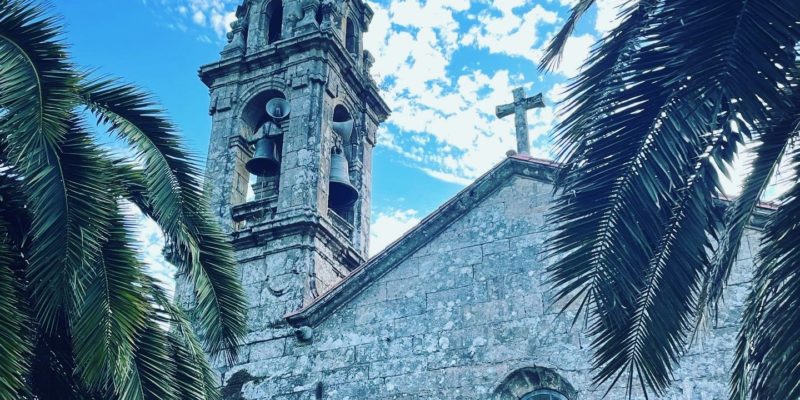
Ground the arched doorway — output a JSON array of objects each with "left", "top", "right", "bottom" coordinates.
[{"left": 493, "top": 367, "right": 577, "bottom": 400}]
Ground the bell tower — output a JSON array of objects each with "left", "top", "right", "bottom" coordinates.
[{"left": 182, "top": 0, "right": 389, "bottom": 368}]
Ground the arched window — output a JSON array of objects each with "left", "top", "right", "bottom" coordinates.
[
  {"left": 345, "top": 17, "right": 357, "bottom": 54},
  {"left": 266, "top": 0, "right": 283, "bottom": 44},
  {"left": 522, "top": 389, "right": 568, "bottom": 400}
]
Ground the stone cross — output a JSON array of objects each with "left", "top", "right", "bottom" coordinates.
[{"left": 495, "top": 87, "right": 545, "bottom": 155}]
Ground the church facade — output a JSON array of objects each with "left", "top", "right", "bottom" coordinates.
[{"left": 176, "top": 1, "right": 762, "bottom": 398}]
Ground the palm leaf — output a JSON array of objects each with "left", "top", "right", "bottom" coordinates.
[
  {"left": 735, "top": 145, "right": 800, "bottom": 399},
  {"left": 149, "top": 281, "right": 221, "bottom": 400},
  {"left": 0, "top": 176, "right": 31, "bottom": 399},
  {"left": 701, "top": 90, "right": 800, "bottom": 328},
  {"left": 0, "top": 0, "right": 90, "bottom": 333},
  {"left": 73, "top": 212, "right": 149, "bottom": 395},
  {"left": 23, "top": 117, "right": 116, "bottom": 341},
  {"left": 30, "top": 314, "right": 86, "bottom": 399},
  {"left": 551, "top": 0, "right": 655, "bottom": 171},
  {"left": 547, "top": 0, "right": 800, "bottom": 395},
  {"left": 118, "top": 320, "right": 179, "bottom": 400},
  {"left": 81, "top": 81, "right": 245, "bottom": 361},
  {"left": 0, "top": 0, "right": 74, "bottom": 155},
  {"left": 539, "top": 0, "right": 598, "bottom": 72}
]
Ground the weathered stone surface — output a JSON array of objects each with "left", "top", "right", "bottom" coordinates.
[
  {"left": 181, "top": 1, "right": 762, "bottom": 398},
  {"left": 215, "top": 171, "right": 758, "bottom": 399}
]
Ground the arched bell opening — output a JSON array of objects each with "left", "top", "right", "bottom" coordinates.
[
  {"left": 344, "top": 17, "right": 358, "bottom": 54},
  {"left": 328, "top": 104, "right": 357, "bottom": 221},
  {"left": 239, "top": 90, "right": 288, "bottom": 202},
  {"left": 265, "top": 0, "right": 283, "bottom": 44}
]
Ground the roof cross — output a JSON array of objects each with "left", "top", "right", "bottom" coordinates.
[{"left": 495, "top": 87, "right": 545, "bottom": 155}]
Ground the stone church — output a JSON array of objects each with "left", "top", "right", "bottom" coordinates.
[{"left": 176, "top": 0, "right": 763, "bottom": 398}]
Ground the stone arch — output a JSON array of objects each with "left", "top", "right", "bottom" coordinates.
[
  {"left": 327, "top": 102, "right": 359, "bottom": 216},
  {"left": 234, "top": 81, "right": 288, "bottom": 134},
  {"left": 264, "top": 0, "right": 283, "bottom": 44},
  {"left": 332, "top": 104, "right": 352, "bottom": 136},
  {"left": 492, "top": 367, "right": 578, "bottom": 400},
  {"left": 239, "top": 88, "right": 287, "bottom": 136},
  {"left": 331, "top": 102, "right": 359, "bottom": 158},
  {"left": 236, "top": 86, "right": 288, "bottom": 202}
]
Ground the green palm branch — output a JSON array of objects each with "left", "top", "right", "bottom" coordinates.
[
  {"left": 541, "top": 0, "right": 800, "bottom": 397},
  {"left": 0, "top": 1, "right": 246, "bottom": 398}
]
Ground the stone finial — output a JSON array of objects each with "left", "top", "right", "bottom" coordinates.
[
  {"left": 285, "top": 1, "right": 303, "bottom": 35},
  {"left": 363, "top": 50, "right": 375, "bottom": 73},
  {"left": 222, "top": 4, "right": 248, "bottom": 55},
  {"left": 319, "top": 0, "right": 345, "bottom": 32},
  {"left": 295, "top": 0, "right": 321, "bottom": 34}
]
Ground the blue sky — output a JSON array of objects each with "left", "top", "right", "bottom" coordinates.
[{"left": 51, "top": 0, "right": 629, "bottom": 287}]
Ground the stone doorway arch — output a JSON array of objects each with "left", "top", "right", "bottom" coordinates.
[{"left": 492, "top": 366, "right": 578, "bottom": 400}]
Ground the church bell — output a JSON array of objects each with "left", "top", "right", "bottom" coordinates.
[
  {"left": 245, "top": 136, "right": 280, "bottom": 177},
  {"left": 331, "top": 119, "right": 354, "bottom": 146},
  {"left": 328, "top": 148, "right": 359, "bottom": 209},
  {"left": 265, "top": 98, "right": 291, "bottom": 120}
]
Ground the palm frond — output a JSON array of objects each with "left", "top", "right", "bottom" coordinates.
[
  {"left": 735, "top": 145, "right": 800, "bottom": 399},
  {"left": 73, "top": 213, "right": 149, "bottom": 394},
  {"left": 80, "top": 79, "right": 201, "bottom": 237},
  {"left": 551, "top": 0, "right": 654, "bottom": 164},
  {"left": 30, "top": 315, "right": 86, "bottom": 399},
  {"left": 118, "top": 321, "right": 179, "bottom": 400},
  {"left": 24, "top": 117, "right": 116, "bottom": 334},
  {"left": 81, "top": 80, "right": 245, "bottom": 361},
  {"left": 0, "top": 179, "right": 31, "bottom": 399},
  {"left": 547, "top": 0, "right": 800, "bottom": 395},
  {"left": 0, "top": 0, "right": 88, "bottom": 333},
  {"left": 149, "top": 281, "right": 221, "bottom": 400},
  {"left": 702, "top": 91, "right": 800, "bottom": 328},
  {"left": 539, "top": 0, "right": 598, "bottom": 72},
  {"left": 0, "top": 0, "right": 75, "bottom": 155}
]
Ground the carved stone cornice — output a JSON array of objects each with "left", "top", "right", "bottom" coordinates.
[{"left": 198, "top": 30, "right": 390, "bottom": 123}]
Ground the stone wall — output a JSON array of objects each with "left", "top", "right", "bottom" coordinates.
[{"left": 217, "top": 173, "right": 759, "bottom": 399}]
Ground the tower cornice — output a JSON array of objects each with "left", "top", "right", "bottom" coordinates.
[
  {"left": 198, "top": 30, "right": 390, "bottom": 124},
  {"left": 231, "top": 207, "right": 364, "bottom": 270}
]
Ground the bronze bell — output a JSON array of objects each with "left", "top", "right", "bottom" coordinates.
[
  {"left": 328, "top": 148, "right": 358, "bottom": 208},
  {"left": 246, "top": 136, "right": 280, "bottom": 177}
]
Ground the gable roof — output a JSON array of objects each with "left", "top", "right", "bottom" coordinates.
[{"left": 285, "top": 154, "right": 558, "bottom": 328}]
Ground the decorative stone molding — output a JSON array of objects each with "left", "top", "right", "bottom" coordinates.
[
  {"left": 294, "top": 325, "right": 314, "bottom": 342},
  {"left": 492, "top": 367, "right": 578, "bottom": 400}
]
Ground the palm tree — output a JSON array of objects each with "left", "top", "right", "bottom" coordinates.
[
  {"left": 540, "top": 0, "right": 800, "bottom": 398},
  {"left": 0, "top": 1, "right": 246, "bottom": 399}
]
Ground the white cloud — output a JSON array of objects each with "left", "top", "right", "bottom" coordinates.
[
  {"left": 365, "top": 1, "right": 565, "bottom": 185},
  {"left": 464, "top": 3, "right": 558, "bottom": 62},
  {"left": 156, "top": 0, "right": 588, "bottom": 185},
  {"left": 370, "top": 209, "right": 422, "bottom": 255},
  {"left": 552, "top": 33, "right": 594, "bottom": 77},
  {"left": 595, "top": 0, "right": 628, "bottom": 36},
  {"left": 210, "top": 10, "right": 237, "bottom": 37},
  {"left": 192, "top": 10, "right": 206, "bottom": 26},
  {"left": 154, "top": 0, "right": 238, "bottom": 39}
]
